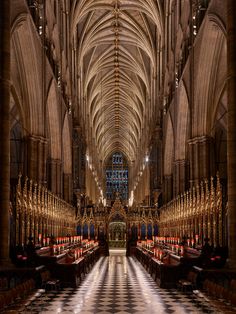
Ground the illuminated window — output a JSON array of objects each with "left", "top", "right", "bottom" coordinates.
[{"left": 106, "top": 152, "right": 128, "bottom": 200}]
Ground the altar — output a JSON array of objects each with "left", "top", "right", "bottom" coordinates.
[
  {"left": 109, "top": 222, "right": 126, "bottom": 248},
  {"left": 108, "top": 197, "right": 127, "bottom": 248}
]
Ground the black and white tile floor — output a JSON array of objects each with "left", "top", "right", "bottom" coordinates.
[{"left": 19, "top": 249, "right": 231, "bottom": 313}]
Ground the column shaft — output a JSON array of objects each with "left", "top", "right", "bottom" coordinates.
[
  {"left": 188, "top": 136, "right": 215, "bottom": 185},
  {"left": 28, "top": 136, "right": 38, "bottom": 181},
  {"left": 227, "top": 0, "right": 236, "bottom": 267},
  {"left": 174, "top": 160, "right": 189, "bottom": 196},
  {"left": 0, "top": 0, "right": 11, "bottom": 264},
  {"left": 63, "top": 173, "right": 72, "bottom": 203}
]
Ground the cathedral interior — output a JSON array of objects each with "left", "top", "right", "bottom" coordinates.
[{"left": 0, "top": 0, "right": 236, "bottom": 313}]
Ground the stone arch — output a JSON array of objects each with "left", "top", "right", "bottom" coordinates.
[
  {"left": 11, "top": 13, "right": 44, "bottom": 135},
  {"left": 62, "top": 113, "right": 72, "bottom": 174},
  {"left": 193, "top": 14, "right": 227, "bottom": 137},
  {"left": 175, "top": 81, "right": 190, "bottom": 161},
  {"left": 46, "top": 80, "right": 61, "bottom": 160},
  {"left": 211, "top": 86, "right": 227, "bottom": 180},
  {"left": 164, "top": 113, "right": 174, "bottom": 176},
  {"left": 10, "top": 83, "right": 27, "bottom": 135},
  {"left": 62, "top": 113, "right": 72, "bottom": 202},
  {"left": 9, "top": 90, "right": 26, "bottom": 180}
]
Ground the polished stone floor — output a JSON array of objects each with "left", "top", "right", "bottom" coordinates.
[{"left": 18, "top": 249, "right": 231, "bottom": 313}]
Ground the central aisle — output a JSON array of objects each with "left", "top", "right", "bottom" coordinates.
[{"left": 24, "top": 249, "right": 217, "bottom": 313}]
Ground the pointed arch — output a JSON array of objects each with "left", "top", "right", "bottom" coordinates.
[
  {"left": 11, "top": 13, "right": 44, "bottom": 135},
  {"left": 193, "top": 14, "right": 227, "bottom": 137},
  {"left": 62, "top": 113, "right": 72, "bottom": 174},
  {"left": 46, "top": 80, "right": 61, "bottom": 159},
  {"left": 175, "top": 81, "right": 190, "bottom": 160},
  {"left": 164, "top": 113, "right": 174, "bottom": 176}
]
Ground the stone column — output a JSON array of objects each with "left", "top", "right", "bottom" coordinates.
[
  {"left": 26, "top": 136, "right": 47, "bottom": 184},
  {"left": 0, "top": 0, "right": 11, "bottom": 265},
  {"left": 173, "top": 161, "right": 180, "bottom": 198},
  {"left": 188, "top": 136, "right": 215, "bottom": 186},
  {"left": 37, "top": 139, "right": 43, "bottom": 182},
  {"left": 173, "top": 159, "right": 189, "bottom": 196},
  {"left": 41, "top": 139, "right": 48, "bottom": 184},
  {"left": 227, "top": 0, "right": 236, "bottom": 268},
  {"left": 72, "top": 126, "right": 86, "bottom": 197},
  {"left": 47, "top": 158, "right": 62, "bottom": 196},
  {"left": 150, "top": 126, "right": 162, "bottom": 205},
  {"left": 188, "top": 138, "right": 195, "bottom": 188},
  {"left": 63, "top": 173, "right": 72, "bottom": 203},
  {"left": 56, "top": 160, "right": 62, "bottom": 197},
  {"left": 72, "top": 131, "right": 80, "bottom": 191},
  {"left": 38, "top": 138, "right": 48, "bottom": 184},
  {"left": 27, "top": 136, "right": 38, "bottom": 181},
  {"left": 164, "top": 175, "right": 172, "bottom": 203},
  {"left": 48, "top": 159, "right": 57, "bottom": 194}
]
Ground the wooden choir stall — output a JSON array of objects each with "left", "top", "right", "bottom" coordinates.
[
  {"left": 135, "top": 174, "right": 228, "bottom": 289},
  {"left": 9, "top": 174, "right": 101, "bottom": 289}
]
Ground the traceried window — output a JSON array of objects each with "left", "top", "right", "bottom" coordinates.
[{"left": 106, "top": 152, "right": 128, "bottom": 200}]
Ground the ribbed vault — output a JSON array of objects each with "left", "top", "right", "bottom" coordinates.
[{"left": 71, "top": 0, "right": 163, "bottom": 163}]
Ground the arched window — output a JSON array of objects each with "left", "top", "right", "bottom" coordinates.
[
  {"left": 10, "top": 122, "right": 24, "bottom": 180},
  {"left": 105, "top": 152, "right": 128, "bottom": 200}
]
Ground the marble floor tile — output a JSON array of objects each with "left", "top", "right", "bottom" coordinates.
[{"left": 5, "top": 249, "right": 236, "bottom": 314}]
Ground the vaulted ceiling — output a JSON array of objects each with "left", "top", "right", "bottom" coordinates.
[{"left": 71, "top": 0, "right": 163, "bottom": 163}]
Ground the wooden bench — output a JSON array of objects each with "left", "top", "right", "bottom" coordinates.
[
  {"left": 136, "top": 246, "right": 202, "bottom": 289},
  {"left": 52, "top": 247, "right": 100, "bottom": 287},
  {"left": 178, "top": 271, "right": 198, "bottom": 292},
  {"left": 199, "top": 278, "right": 236, "bottom": 309},
  {"left": 40, "top": 270, "right": 61, "bottom": 291},
  {"left": 0, "top": 278, "right": 45, "bottom": 312}
]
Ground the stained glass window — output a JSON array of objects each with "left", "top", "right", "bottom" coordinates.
[{"left": 106, "top": 152, "right": 128, "bottom": 200}]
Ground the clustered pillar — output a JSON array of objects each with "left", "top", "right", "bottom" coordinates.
[
  {"left": 163, "top": 175, "right": 172, "bottom": 203},
  {"left": 63, "top": 173, "right": 72, "bottom": 203},
  {"left": 227, "top": 0, "right": 236, "bottom": 268},
  {"left": 27, "top": 135, "right": 47, "bottom": 184},
  {"left": 173, "top": 159, "right": 189, "bottom": 197},
  {"left": 0, "top": 0, "right": 11, "bottom": 265},
  {"left": 48, "top": 158, "right": 62, "bottom": 196},
  {"left": 188, "top": 136, "right": 215, "bottom": 187}
]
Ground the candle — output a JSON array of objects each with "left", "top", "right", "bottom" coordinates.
[
  {"left": 195, "top": 235, "right": 199, "bottom": 244},
  {"left": 159, "top": 251, "right": 163, "bottom": 260}
]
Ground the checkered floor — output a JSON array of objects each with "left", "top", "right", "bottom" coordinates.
[{"left": 17, "top": 249, "right": 230, "bottom": 313}]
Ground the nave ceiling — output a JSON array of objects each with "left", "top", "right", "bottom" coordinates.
[{"left": 71, "top": 0, "right": 163, "bottom": 163}]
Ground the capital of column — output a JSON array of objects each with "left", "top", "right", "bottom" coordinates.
[
  {"left": 164, "top": 174, "right": 172, "bottom": 181},
  {"left": 173, "top": 159, "right": 189, "bottom": 166},
  {"left": 48, "top": 158, "right": 62, "bottom": 166},
  {"left": 188, "top": 135, "right": 214, "bottom": 146},
  {"left": 152, "top": 189, "right": 162, "bottom": 203},
  {"left": 27, "top": 135, "right": 47, "bottom": 146},
  {"left": 152, "top": 126, "right": 162, "bottom": 142}
]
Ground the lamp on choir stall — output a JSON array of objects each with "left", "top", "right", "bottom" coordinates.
[
  {"left": 195, "top": 234, "right": 199, "bottom": 244},
  {"left": 191, "top": 239, "right": 194, "bottom": 247}
]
